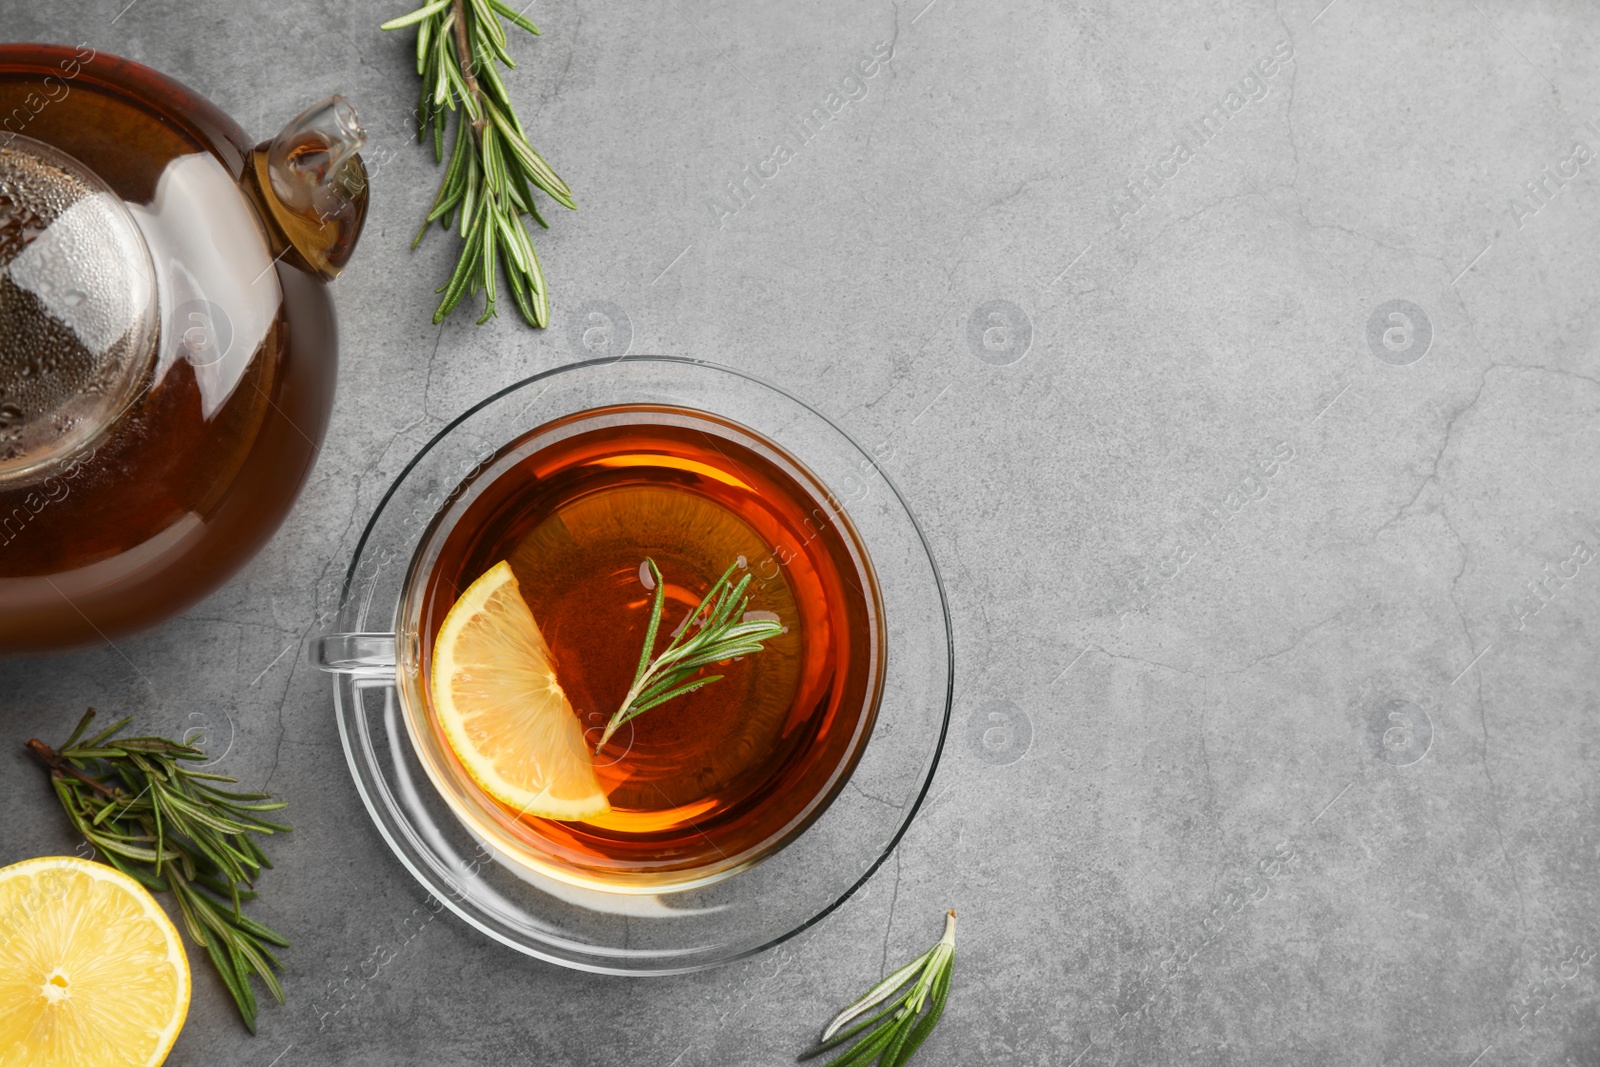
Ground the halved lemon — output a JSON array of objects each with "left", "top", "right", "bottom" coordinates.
[
  {"left": 0, "top": 855, "right": 189, "bottom": 1067},
  {"left": 431, "top": 560, "right": 610, "bottom": 821}
]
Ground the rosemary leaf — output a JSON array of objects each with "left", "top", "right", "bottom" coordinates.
[
  {"left": 378, "top": 0, "right": 449, "bottom": 30},
  {"left": 821, "top": 950, "right": 933, "bottom": 1041},
  {"left": 803, "top": 1000, "right": 904, "bottom": 1061},
  {"left": 489, "top": 0, "right": 540, "bottom": 35}
]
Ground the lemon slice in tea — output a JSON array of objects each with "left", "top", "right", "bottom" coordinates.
[
  {"left": 0, "top": 855, "right": 190, "bottom": 1067},
  {"left": 432, "top": 560, "right": 610, "bottom": 821}
]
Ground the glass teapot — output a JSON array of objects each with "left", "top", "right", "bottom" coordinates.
[{"left": 0, "top": 45, "right": 368, "bottom": 651}]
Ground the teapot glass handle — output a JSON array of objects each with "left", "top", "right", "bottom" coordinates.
[{"left": 310, "top": 632, "right": 395, "bottom": 678}]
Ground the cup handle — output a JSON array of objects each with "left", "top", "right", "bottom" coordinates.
[{"left": 310, "top": 632, "right": 396, "bottom": 677}]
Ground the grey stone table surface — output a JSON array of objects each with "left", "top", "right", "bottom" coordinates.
[{"left": 4, "top": 0, "right": 1600, "bottom": 1063}]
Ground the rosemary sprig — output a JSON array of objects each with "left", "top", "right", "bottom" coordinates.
[
  {"left": 381, "top": 0, "right": 575, "bottom": 327},
  {"left": 25, "top": 709, "right": 291, "bottom": 1033},
  {"left": 595, "top": 558, "right": 784, "bottom": 752},
  {"left": 800, "top": 911, "right": 957, "bottom": 1067}
]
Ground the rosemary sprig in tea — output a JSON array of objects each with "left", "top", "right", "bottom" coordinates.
[
  {"left": 800, "top": 910, "right": 957, "bottom": 1067},
  {"left": 381, "top": 0, "right": 575, "bottom": 327},
  {"left": 595, "top": 558, "right": 783, "bottom": 752},
  {"left": 26, "top": 709, "right": 291, "bottom": 1033}
]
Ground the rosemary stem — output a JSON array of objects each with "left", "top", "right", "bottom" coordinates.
[
  {"left": 596, "top": 683, "right": 642, "bottom": 751},
  {"left": 24, "top": 739, "right": 118, "bottom": 797},
  {"left": 448, "top": 0, "right": 485, "bottom": 134}
]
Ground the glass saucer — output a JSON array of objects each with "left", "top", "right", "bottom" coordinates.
[{"left": 315, "top": 357, "right": 952, "bottom": 975}]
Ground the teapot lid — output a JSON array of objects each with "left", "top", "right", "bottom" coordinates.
[{"left": 0, "top": 134, "right": 158, "bottom": 483}]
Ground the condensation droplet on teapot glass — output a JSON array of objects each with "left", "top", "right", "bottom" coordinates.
[{"left": 0, "top": 135, "right": 158, "bottom": 483}]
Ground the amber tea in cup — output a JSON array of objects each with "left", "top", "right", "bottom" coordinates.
[{"left": 396, "top": 404, "right": 884, "bottom": 892}]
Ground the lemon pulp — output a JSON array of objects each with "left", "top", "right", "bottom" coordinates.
[
  {"left": 0, "top": 855, "right": 189, "bottom": 1067},
  {"left": 430, "top": 560, "right": 610, "bottom": 821}
]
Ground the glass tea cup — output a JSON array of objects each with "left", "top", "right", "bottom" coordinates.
[{"left": 313, "top": 358, "right": 951, "bottom": 974}]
